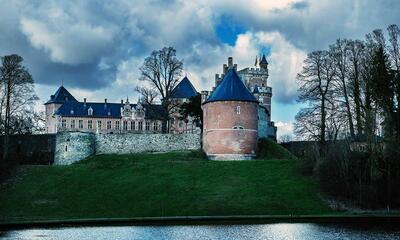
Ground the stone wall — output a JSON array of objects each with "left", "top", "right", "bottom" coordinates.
[
  {"left": 53, "top": 132, "right": 201, "bottom": 165},
  {"left": 1, "top": 132, "right": 200, "bottom": 166},
  {"left": 0, "top": 134, "right": 56, "bottom": 165},
  {"left": 54, "top": 132, "right": 95, "bottom": 165},
  {"left": 281, "top": 140, "right": 348, "bottom": 158},
  {"left": 96, "top": 133, "right": 201, "bottom": 155},
  {"left": 258, "top": 106, "right": 268, "bottom": 139}
]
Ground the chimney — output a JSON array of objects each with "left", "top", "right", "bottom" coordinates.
[
  {"left": 234, "top": 64, "right": 237, "bottom": 71},
  {"left": 83, "top": 98, "right": 87, "bottom": 107},
  {"left": 105, "top": 98, "right": 107, "bottom": 104},
  {"left": 228, "top": 57, "right": 233, "bottom": 67},
  {"left": 121, "top": 99, "right": 123, "bottom": 105},
  {"left": 201, "top": 91, "right": 209, "bottom": 103},
  {"left": 223, "top": 64, "right": 227, "bottom": 74}
]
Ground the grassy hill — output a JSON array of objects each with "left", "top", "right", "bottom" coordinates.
[{"left": 0, "top": 143, "right": 332, "bottom": 222}]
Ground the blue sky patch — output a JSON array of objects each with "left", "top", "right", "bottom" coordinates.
[
  {"left": 260, "top": 46, "right": 271, "bottom": 57},
  {"left": 215, "top": 15, "right": 247, "bottom": 46}
]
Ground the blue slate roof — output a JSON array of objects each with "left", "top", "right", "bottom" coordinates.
[
  {"left": 45, "top": 86, "right": 78, "bottom": 104},
  {"left": 55, "top": 101, "right": 165, "bottom": 119},
  {"left": 204, "top": 68, "right": 258, "bottom": 104},
  {"left": 170, "top": 76, "right": 198, "bottom": 99},
  {"left": 260, "top": 54, "right": 268, "bottom": 65},
  {"left": 47, "top": 86, "right": 164, "bottom": 119}
]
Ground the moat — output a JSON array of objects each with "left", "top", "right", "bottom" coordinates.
[{"left": 1, "top": 223, "right": 400, "bottom": 240}]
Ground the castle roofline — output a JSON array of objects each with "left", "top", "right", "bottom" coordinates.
[
  {"left": 170, "top": 76, "right": 198, "bottom": 99},
  {"left": 45, "top": 86, "right": 78, "bottom": 104},
  {"left": 203, "top": 68, "right": 258, "bottom": 104}
]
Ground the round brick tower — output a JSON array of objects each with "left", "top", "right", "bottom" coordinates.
[{"left": 202, "top": 68, "right": 259, "bottom": 160}]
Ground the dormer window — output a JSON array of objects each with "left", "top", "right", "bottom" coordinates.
[
  {"left": 70, "top": 109, "right": 74, "bottom": 115},
  {"left": 88, "top": 107, "right": 93, "bottom": 116}
]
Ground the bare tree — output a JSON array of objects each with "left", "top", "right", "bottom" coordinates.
[
  {"left": 279, "top": 134, "right": 292, "bottom": 143},
  {"left": 330, "top": 39, "right": 355, "bottom": 139},
  {"left": 0, "top": 54, "right": 38, "bottom": 164},
  {"left": 347, "top": 40, "right": 365, "bottom": 137},
  {"left": 139, "top": 47, "right": 183, "bottom": 132},
  {"left": 135, "top": 86, "right": 159, "bottom": 105},
  {"left": 296, "top": 50, "right": 336, "bottom": 148},
  {"left": 387, "top": 24, "right": 400, "bottom": 142},
  {"left": 294, "top": 24, "right": 400, "bottom": 209}
]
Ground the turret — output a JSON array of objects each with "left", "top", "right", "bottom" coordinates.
[{"left": 202, "top": 68, "right": 259, "bottom": 160}]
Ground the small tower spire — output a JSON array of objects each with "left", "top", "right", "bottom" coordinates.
[
  {"left": 259, "top": 53, "right": 268, "bottom": 70},
  {"left": 254, "top": 56, "right": 258, "bottom": 67}
]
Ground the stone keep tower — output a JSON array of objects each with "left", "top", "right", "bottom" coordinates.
[{"left": 202, "top": 68, "right": 259, "bottom": 160}]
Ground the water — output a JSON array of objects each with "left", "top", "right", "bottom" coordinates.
[{"left": 1, "top": 223, "right": 400, "bottom": 240}]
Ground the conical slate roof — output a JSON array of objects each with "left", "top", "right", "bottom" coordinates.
[
  {"left": 204, "top": 68, "right": 258, "bottom": 104},
  {"left": 45, "top": 86, "right": 78, "bottom": 104},
  {"left": 170, "top": 76, "right": 198, "bottom": 99},
  {"left": 260, "top": 54, "right": 268, "bottom": 65}
]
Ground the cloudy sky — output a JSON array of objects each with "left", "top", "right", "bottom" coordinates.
[{"left": 1, "top": 0, "right": 399, "bottom": 138}]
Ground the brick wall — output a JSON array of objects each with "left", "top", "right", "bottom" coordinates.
[{"left": 202, "top": 101, "right": 258, "bottom": 160}]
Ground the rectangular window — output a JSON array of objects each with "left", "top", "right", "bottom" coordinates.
[
  {"left": 115, "top": 121, "right": 120, "bottom": 130},
  {"left": 145, "top": 121, "right": 150, "bottom": 131},
  {"left": 70, "top": 119, "right": 75, "bottom": 129},
  {"left": 88, "top": 120, "right": 93, "bottom": 129},
  {"left": 131, "top": 121, "right": 135, "bottom": 131},
  {"left": 138, "top": 121, "right": 143, "bottom": 131},
  {"left": 62, "top": 119, "right": 66, "bottom": 129},
  {"left": 107, "top": 121, "right": 112, "bottom": 130},
  {"left": 123, "top": 121, "right": 128, "bottom": 130},
  {"left": 236, "top": 106, "right": 241, "bottom": 114},
  {"left": 78, "top": 120, "right": 83, "bottom": 129},
  {"left": 153, "top": 122, "right": 158, "bottom": 131},
  {"left": 97, "top": 120, "right": 102, "bottom": 130}
]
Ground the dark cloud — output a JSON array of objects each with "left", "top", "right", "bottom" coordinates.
[
  {"left": 290, "top": 1, "right": 309, "bottom": 10},
  {"left": 1, "top": 0, "right": 399, "bottom": 106}
]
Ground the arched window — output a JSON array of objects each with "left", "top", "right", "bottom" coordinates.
[
  {"left": 88, "top": 107, "right": 93, "bottom": 116},
  {"left": 236, "top": 106, "right": 241, "bottom": 114}
]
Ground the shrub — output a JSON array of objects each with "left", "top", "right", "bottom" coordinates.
[{"left": 257, "top": 138, "right": 295, "bottom": 160}]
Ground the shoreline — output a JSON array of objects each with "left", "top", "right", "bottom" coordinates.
[{"left": 1, "top": 214, "right": 400, "bottom": 230}]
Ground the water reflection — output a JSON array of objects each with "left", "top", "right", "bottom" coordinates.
[{"left": 1, "top": 223, "right": 400, "bottom": 240}]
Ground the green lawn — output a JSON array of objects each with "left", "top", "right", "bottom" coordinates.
[{"left": 0, "top": 149, "right": 332, "bottom": 222}]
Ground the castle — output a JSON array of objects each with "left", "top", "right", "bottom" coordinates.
[
  {"left": 44, "top": 77, "right": 199, "bottom": 134},
  {"left": 45, "top": 55, "right": 276, "bottom": 160}
]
